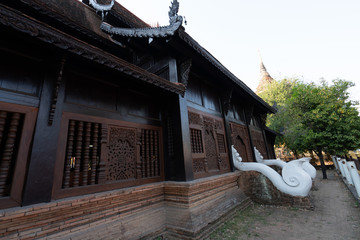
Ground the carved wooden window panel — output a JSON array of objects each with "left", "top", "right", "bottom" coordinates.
[
  {"left": 0, "top": 102, "right": 37, "bottom": 209},
  {"left": 54, "top": 112, "right": 163, "bottom": 199},
  {"left": 216, "top": 134, "right": 226, "bottom": 153},
  {"left": 140, "top": 128, "right": 161, "bottom": 178},
  {"left": 106, "top": 126, "right": 136, "bottom": 182},
  {"left": 190, "top": 128, "right": 204, "bottom": 154},
  {"left": 188, "top": 109, "right": 230, "bottom": 178}
]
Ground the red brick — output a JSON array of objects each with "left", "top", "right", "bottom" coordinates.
[
  {"left": 60, "top": 219, "right": 89, "bottom": 231},
  {"left": 71, "top": 199, "right": 90, "bottom": 207},
  {"left": 36, "top": 226, "right": 60, "bottom": 237},
  {"left": 18, "top": 227, "right": 42, "bottom": 237},
  {"left": 25, "top": 207, "right": 50, "bottom": 216},
  {"left": 0, "top": 220, "right": 15, "bottom": 231},
  {"left": 31, "top": 202, "right": 57, "bottom": 211},
  {"left": 70, "top": 223, "right": 91, "bottom": 233},
  {"left": 7, "top": 221, "right": 38, "bottom": 232},
  {"left": 56, "top": 198, "right": 76, "bottom": 206},
  {"left": 41, "top": 221, "right": 65, "bottom": 230},
  {"left": 2, "top": 232, "right": 19, "bottom": 239},
  {"left": 4, "top": 207, "right": 30, "bottom": 216},
  {"left": 49, "top": 203, "right": 71, "bottom": 211},
  {"left": 1, "top": 212, "right": 25, "bottom": 220},
  {"left": 46, "top": 229, "right": 71, "bottom": 238}
]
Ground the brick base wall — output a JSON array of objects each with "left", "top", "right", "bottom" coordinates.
[
  {"left": 164, "top": 172, "right": 250, "bottom": 239},
  {"left": 0, "top": 172, "right": 249, "bottom": 239}
]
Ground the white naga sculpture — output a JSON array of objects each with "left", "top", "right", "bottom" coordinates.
[
  {"left": 232, "top": 146, "right": 312, "bottom": 197},
  {"left": 254, "top": 147, "right": 316, "bottom": 180}
]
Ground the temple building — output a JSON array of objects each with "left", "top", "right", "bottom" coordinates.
[{"left": 0, "top": 0, "right": 277, "bottom": 239}]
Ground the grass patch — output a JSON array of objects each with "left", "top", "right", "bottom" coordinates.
[{"left": 209, "top": 204, "right": 271, "bottom": 239}]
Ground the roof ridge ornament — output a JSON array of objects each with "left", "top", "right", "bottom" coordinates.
[
  {"left": 89, "top": 0, "right": 114, "bottom": 20},
  {"left": 169, "top": 0, "right": 182, "bottom": 25},
  {"left": 89, "top": 0, "right": 183, "bottom": 38}
]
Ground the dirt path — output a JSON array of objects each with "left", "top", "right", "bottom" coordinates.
[{"left": 209, "top": 170, "right": 360, "bottom": 240}]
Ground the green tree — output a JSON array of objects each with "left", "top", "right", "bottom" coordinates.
[
  {"left": 288, "top": 79, "right": 360, "bottom": 179},
  {"left": 258, "top": 78, "right": 299, "bottom": 146},
  {"left": 260, "top": 78, "right": 360, "bottom": 179}
]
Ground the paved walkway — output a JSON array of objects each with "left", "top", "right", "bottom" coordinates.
[{"left": 209, "top": 170, "right": 360, "bottom": 240}]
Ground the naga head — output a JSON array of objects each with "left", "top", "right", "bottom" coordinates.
[
  {"left": 169, "top": 0, "right": 183, "bottom": 25},
  {"left": 231, "top": 145, "right": 243, "bottom": 164},
  {"left": 254, "top": 147, "right": 264, "bottom": 163}
]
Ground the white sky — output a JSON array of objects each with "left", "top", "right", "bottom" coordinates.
[{"left": 119, "top": 0, "right": 360, "bottom": 103}]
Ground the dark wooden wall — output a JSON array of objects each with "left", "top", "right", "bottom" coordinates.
[
  {"left": 0, "top": 26, "right": 173, "bottom": 206},
  {"left": 185, "top": 75, "right": 232, "bottom": 179},
  {"left": 0, "top": 19, "right": 275, "bottom": 208}
]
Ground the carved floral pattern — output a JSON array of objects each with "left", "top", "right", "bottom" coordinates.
[
  {"left": 219, "top": 156, "right": 229, "bottom": 170},
  {"left": 215, "top": 120, "right": 223, "bottom": 131},
  {"left": 193, "top": 158, "right": 205, "bottom": 173},
  {"left": 188, "top": 112, "right": 202, "bottom": 126},
  {"left": 203, "top": 117, "right": 218, "bottom": 170},
  {"left": 107, "top": 127, "right": 136, "bottom": 181}
]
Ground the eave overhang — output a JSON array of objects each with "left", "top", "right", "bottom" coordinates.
[
  {"left": 100, "top": 21, "right": 182, "bottom": 38},
  {"left": 0, "top": 3, "right": 185, "bottom": 96},
  {"left": 10, "top": 0, "right": 278, "bottom": 109},
  {"left": 176, "top": 29, "right": 276, "bottom": 114},
  {"left": 264, "top": 127, "right": 281, "bottom": 136}
]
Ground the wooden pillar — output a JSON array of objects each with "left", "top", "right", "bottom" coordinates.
[
  {"left": 244, "top": 104, "right": 256, "bottom": 162},
  {"left": 220, "top": 89, "right": 235, "bottom": 171},
  {"left": 261, "top": 129, "right": 270, "bottom": 159},
  {"left": 178, "top": 96, "right": 194, "bottom": 180},
  {"left": 168, "top": 59, "right": 194, "bottom": 181},
  {"left": 22, "top": 57, "right": 66, "bottom": 205}
]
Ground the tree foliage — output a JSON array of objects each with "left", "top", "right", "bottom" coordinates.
[
  {"left": 258, "top": 78, "right": 298, "bottom": 146},
  {"left": 259, "top": 78, "right": 360, "bottom": 179}
]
